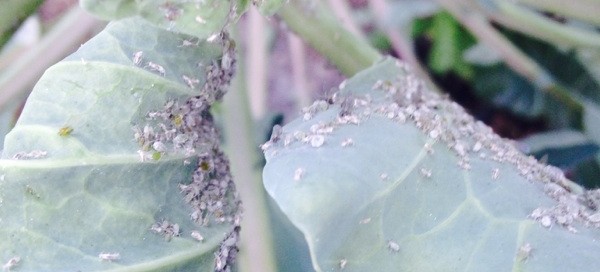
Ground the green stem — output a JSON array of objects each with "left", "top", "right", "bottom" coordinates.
[
  {"left": 0, "top": 6, "right": 103, "bottom": 111},
  {"left": 278, "top": 0, "right": 382, "bottom": 76},
  {"left": 438, "top": 0, "right": 583, "bottom": 115},
  {"left": 478, "top": 0, "right": 600, "bottom": 49},
  {"left": 223, "top": 25, "right": 278, "bottom": 272},
  {"left": 516, "top": 0, "right": 600, "bottom": 26},
  {"left": 0, "top": 0, "right": 44, "bottom": 48}
]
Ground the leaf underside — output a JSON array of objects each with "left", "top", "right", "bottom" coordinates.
[
  {"left": 263, "top": 58, "right": 600, "bottom": 271},
  {"left": 80, "top": 0, "right": 249, "bottom": 40},
  {"left": 0, "top": 18, "right": 239, "bottom": 271}
]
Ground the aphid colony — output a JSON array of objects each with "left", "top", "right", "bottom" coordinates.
[
  {"left": 262, "top": 59, "right": 600, "bottom": 233},
  {"left": 132, "top": 32, "right": 240, "bottom": 272}
]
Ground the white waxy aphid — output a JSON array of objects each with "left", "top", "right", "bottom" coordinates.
[
  {"left": 428, "top": 129, "right": 440, "bottom": 139},
  {"left": 387, "top": 240, "right": 400, "bottom": 252},
  {"left": 359, "top": 217, "right": 371, "bottom": 224},
  {"left": 294, "top": 168, "right": 304, "bottom": 181},
  {"left": 152, "top": 141, "right": 167, "bottom": 152},
  {"left": 420, "top": 168, "right": 432, "bottom": 178},
  {"left": 191, "top": 230, "right": 204, "bottom": 242},
  {"left": 98, "top": 252, "right": 120, "bottom": 262},
  {"left": 339, "top": 258, "right": 347, "bottom": 269},
  {"left": 472, "top": 141, "right": 482, "bottom": 152},
  {"left": 147, "top": 62, "right": 165, "bottom": 76},
  {"left": 2, "top": 256, "right": 20, "bottom": 271},
  {"left": 540, "top": 216, "right": 552, "bottom": 228},
  {"left": 207, "top": 33, "right": 219, "bottom": 42},
  {"left": 380, "top": 173, "right": 389, "bottom": 181},
  {"left": 310, "top": 135, "right": 325, "bottom": 147},
  {"left": 195, "top": 15, "right": 207, "bottom": 24},
  {"left": 133, "top": 51, "right": 143, "bottom": 65},
  {"left": 588, "top": 213, "right": 600, "bottom": 223},
  {"left": 341, "top": 138, "right": 354, "bottom": 147},
  {"left": 517, "top": 243, "right": 532, "bottom": 261},
  {"left": 182, "top": 75, "right": 200, "bottom": 89},
  {"left": 492, "top": 168, "right": 500, "bottom": 180}
]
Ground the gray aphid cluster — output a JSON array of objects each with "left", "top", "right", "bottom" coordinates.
[
  {"left": 262, "top": 59, "right": 600, "bottom": 232},
  {"left": 133, "top": 32, "right": 240, "bottom": 272}
]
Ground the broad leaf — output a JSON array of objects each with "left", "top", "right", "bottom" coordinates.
[
  {"left": 263, "top": 58, "right": 600, "bottom": 271},
  {"left": 0, "top": 18, "right": 240, "bottom": 271},
  {"left": 80, "top": 0, "right": 250, "bottom": 40}
]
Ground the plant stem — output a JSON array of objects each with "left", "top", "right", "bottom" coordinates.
[
  {"left": 224, "top": 23, "right": 278, "bottom": 272},
  {"left": 368, "top": 0, "right": 442, "bottom": 93},
  {"left": 278, "top": 0, "right": 382, "bottom": 77},
  {"left": 0, "top": 6, "right": 102, "bottom": 111},
  {"left": 246, "top": 7, "right": 269, "bottom": 119},
  {"left": 438, "top": 0, "right": 583, "bottom": 114},
  {"left": 0, "top": 0, "right": 43, "bottom": 47},
  {"left": 476, "top": 0, "right": 600, "bottom": 49},
  {"left": 516, "top": 0, "right": 600, "bottom": 26}
]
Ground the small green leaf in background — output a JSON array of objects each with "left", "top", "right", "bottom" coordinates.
[
  {"left": 427, "top": 11, "right": 475, "bottom": 79},
  {"left": 0, "top": 17, "right": 240, "bottom": 271},
  {"left": 263, "top": 58, "right": 600, "bottom": 271},
  {"left": 80, "top": 0, "right": 250, "bottom": 40}
]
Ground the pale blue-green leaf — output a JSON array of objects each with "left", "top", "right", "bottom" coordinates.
[
  {"left": 0, "top": 18, "right": 237, "bottom": 271},
  {"left": 80, "top": 0, "right": 250, "bottom": 39},
  {"left": 263, "top": 58, "right": 600, "bottom": 271}
]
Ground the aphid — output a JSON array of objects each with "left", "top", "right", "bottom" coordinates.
[
  {"left": 58, "top": 126, "right": 73, "bottom": 137},
  {"left": 133, "top": 51, "right": 143, "bottom": 65},
  {"left": 25, "top": 185, "right": 40, "bottom": 199},
  {"left": 182, "top": 75, "right": 200, "bottom": 89},
  {"left": 207, "top": 33, "right": 219, "bottom": 42},
  {"left": 424, "top": 142, "right": 434, "bottom": 154},
  {"left": 152, "top": 152, "right": 162, "bottom": 161},
  {"left": 420, "top": 168, "right": 432, "bottom": 178},
  {"left": 2, "top": 256, "right": 20, "bottom": 271},
  {"left": 492, "top": 168, "right": 500, "bottom": 180},
  {"left": 472, "top": 141, "right": 482, "bottom": 152},
  {"left": 147, "top": 62, "right": 165, "bottom": 76},
  {"left": 359, "top": 217, "right": 371, "bottom": 224},
  {"left": 339, "top": 258, "right": 347, "bottom": 269},
  {"left": 152, "top": 141, "right": 167, "bottom": 153},
  {"left": 516, "top": 243, "right": 532, "bottom": 261},
  {"left": 588, "top": 213, "right": 600, "bottom": 223},
  {"left": 294, "top": 168, "right": 304, "bottom": 181},
  {"left": 310, "top": 135, "right": 325, "bottom": 147},
  {"left": 540, "top": 215, "right": 552, "bottom": 228},
  {"left": 387, "top": 240, "right": 400, "bottom": 253},
  {"left": 195, "top": 15, "right": 207, "bottom": 24},
  {"left": 191, "top": 230, "right": 204, "bottom": 242},
  {"left": 341, "top": 138, "right": 354, "bottom": 147},
  {"left": 98, "top": 252, "right": 120, "bottom": 262}
]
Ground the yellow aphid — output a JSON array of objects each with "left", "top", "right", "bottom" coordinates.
[{"left": 58, "top": 126, "right": 73, "bottom": 137}]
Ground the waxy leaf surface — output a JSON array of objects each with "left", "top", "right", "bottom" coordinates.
[
  {"left": 263, "top": 58, "right": 600, "bottom": 271},
  {"left": 0, "top": 18, "right": 238, "bottom": 271}
]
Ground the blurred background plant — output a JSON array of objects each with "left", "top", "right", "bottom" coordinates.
[{"left": 2, "top": 0, "right": 600, "bottom": 271}]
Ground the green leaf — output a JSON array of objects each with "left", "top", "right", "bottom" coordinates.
[
  {"left": 427, "top": 11, "right": 474, "bottom": 78},
  {"left": 263, "top": 58, "right": 600, "bottom": 271},
  {"left": 0, "top": 18, "right": 240, "bottom": 271},
  {"left": 80, "top": 0, "right": 249, "bottom": 39}
]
